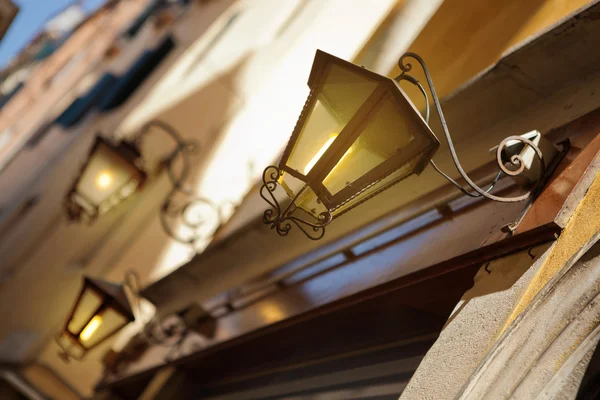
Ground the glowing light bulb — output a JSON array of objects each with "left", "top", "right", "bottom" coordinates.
[
  {"left": 80, "top": 315, "right": 102, "bottom": 341},
  {"left": 95, "top": 171, "right": 113, "bottom": 190}
]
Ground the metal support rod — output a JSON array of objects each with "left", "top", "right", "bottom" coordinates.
[
  {"left": 124, "top": 271, "right": 187, "bottom": 349},
  {"left": 396, "top": 52, "right": 547, "bottom": 203},
  {"left": 138, "top": 120, "right": 221, "bottom": 246}
]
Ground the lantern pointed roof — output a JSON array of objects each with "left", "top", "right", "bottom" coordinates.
[
  {"left": 84, "top": 276, "right": 135, "bottom": 320},
  {"left": 306, "top": 49, "right": 435, "bottom": 136},
  {"left": 307, "top": 49, "right": 393, "bottom": 89}
]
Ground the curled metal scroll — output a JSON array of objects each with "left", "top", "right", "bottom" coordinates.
[
  {"left": 123, "top": 271, "right": 189, "bottom": 362},
  {"left": 260, "top": 165, "right": 332, "bottom": 240},
  {"left": 139, "top": 120, "right": 221, "bottom": 245},
  {"left": 396, "top": 52, "right": 546, "bottom": 203}
]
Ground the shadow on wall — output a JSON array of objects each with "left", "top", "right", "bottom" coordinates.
[
  {"left": 111, "top": 53, "right": 254, "bottom": 284},
  {"left": 444, "top": 243, "right": 548, "bottom": 329},
  {"left": 392, "top": 0, "right": 559, "bottom": 110},
  {"left": 20, "top": 363, "right": 81, "bottom": 400},
  {"left": 2, "top": 51, "right": 255, "bottom": 400},
  {"left": 0, "top": 379, "right": 26, "bottom": 400}
]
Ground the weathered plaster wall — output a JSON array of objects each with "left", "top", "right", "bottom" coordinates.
[
  {"left": 401, "top": 167, "right": 600, "bottom": 399},
  {"left": 389, "top": 0, "right": 595, "bottom": 109},
  {"left": 20, "top": 363, "right": 80, "bottom": 400},
  {"left": 502, "top": 172, "right": 600, "bottom": 332},
  {"left": 460, "top": 237, "right": 600, "bottom": 397},
  {"left": 399, "top": 244, "right": 552, "bottom": 399}
]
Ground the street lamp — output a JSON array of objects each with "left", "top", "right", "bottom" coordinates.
[
  {"left": 64, "top": 137, "right": 146, "bottom": 223},
  {"left": 260, "top": 50, "right": 566, "bottom": 240},
  {"left": 57, "top": 273, "right": 215, "bottom": 362},
  {"left": 64, "top": 121, "right": 221, "bottom": 245},
  {"left": 55, "top": 277, "right": 135, "bottom": 361}
]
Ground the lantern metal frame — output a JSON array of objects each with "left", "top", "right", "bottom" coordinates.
[
  {"left": 277, "top": 51, "right": 440, "bottom": 212},
  {"left": 138, "top": 120, "right": 221, "bottom": 246},
  {"left": 64, "top": 120, "right": 221, "bottom": 246},
  {"left": 56, "top": 277, "right": 135, "bottom": 361},
  {"left": 64, "top": 136, "right": 147, "bottom": 224},
  {"left": 57, "top": 273, "right": 190, "bottom": 362},
  {"left": 123, "top": 271, "right": 190, "bottom": 362},
  {"left": 260, "top": 51, "right": 569, "bottom": 240}
]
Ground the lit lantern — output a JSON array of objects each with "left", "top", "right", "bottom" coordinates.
[
  {"left": 65, "top": 137, "right": 146, "bottom": 223},
  {"left": 64, "top": 123, "right": 222, "bottom": 245},
  {"left": 261, "top": 51, "right": 563, "bottom": 239},
  {"left": 261, "top": 50, "right": 440, "bottom": 240},
  {"left": 56, "top": 277, "right": 135, "bottom": 360}
]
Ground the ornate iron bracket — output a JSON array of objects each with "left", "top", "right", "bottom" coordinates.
[
  {"left": 124, "top": 271, "right": 189, "bottom": 362},
  {"left": 260, "top": 165, "right": 332, "bottom": 240},
  {"left": 138, "top": 120, "right": 221, "bottom": 246},
  {"left": 396, "top": 52, "right": 553, "bottom": 203},
  {"left": 55, "top": 334, "right": 85, "bottom": 362}
]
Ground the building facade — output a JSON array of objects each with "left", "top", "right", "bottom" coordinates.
[
  {"left": 0, "top": 0, "right": 599, "bottom": 399},
  {"left": 0, "top": 0, "right": 17, "bottom": 41}
]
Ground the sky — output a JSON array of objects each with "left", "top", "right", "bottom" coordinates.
[{"left": 0, "top": 0, "right": 107, "bottom": 68}]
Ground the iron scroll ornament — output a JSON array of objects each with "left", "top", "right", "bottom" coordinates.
[
  {"left": 395, "top": 52, "right": 546, "bottom": 203},
  {"left": 138, "top": 120, "right": 221, "bottom": 246},
  {"left": 260, "top": 165, "right": 332, "bottom": 240}
]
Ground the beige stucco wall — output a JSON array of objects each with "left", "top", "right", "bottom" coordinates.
[
  {"left": 21, "top": 364, "right": 80, "bottom": 400},
  {"left": 3, "top": 0, "right": 596, "bottom": 398},
  {"left": 401, "top": 161, "right": 600, "bottom": 399},
  {"left": 391, "top": 0, "right": 594, "bottom": 109}
]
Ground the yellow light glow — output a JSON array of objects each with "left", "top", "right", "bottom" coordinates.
[
  {"left": 95, "top": 172, "right": 113, "bottom": 190},
  {"left": 260, "top": 303, "right": 286, "bottom": 323},
  {"left": 129, "top": 0, "right": 401, "bottom": 278},
  {"left": 304, "top": 134, "right": 353, "bottom": 177},
  {"left": 304, "top": 136, "right": 336, "bottom": 175},
  {"left": 80, "top": 315, "right": 102, "bottom": 341}
]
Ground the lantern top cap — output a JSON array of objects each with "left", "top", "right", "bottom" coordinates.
[
  {"left": 307, "top": 49, "right": 394, "bottom": 89},
  {"left": 89, "top": 135, "right": 142, "bottom": 162},
  {"left": 305, "top": 50, "right": 433, "bottom": 132},
  {"left": 84, "top": 276, "right": 135, "bottom": 320}
]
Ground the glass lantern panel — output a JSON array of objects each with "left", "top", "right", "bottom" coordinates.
[
  {"left": 322, "top": 95, "right": 418, "bottom": 195},
  {"left": 72, "top": 191, "right": 98, "bottom": 216},
  {"left": 56, "top": 333, "right": 72, "bottom": 350},
  {"left": 279, "top": 173, "right": 328, "bottom": 218},
  {"left": 285, "top": 63, "right": 379, "bottom": 176},
  {"left": 77, "top": 141, "right": 141, "bottom": 207},
  {"left": 80, "top": 307, "right": 128, "bottom": 348},
  {"left": 56, "top": 333, "right": 85, "bottom": 358},
  {"left": 67, "top": 288, "right": 103, "bottom": 335},
  {"left": 331, "top": 146, "right": 434, "bottom": 217}
]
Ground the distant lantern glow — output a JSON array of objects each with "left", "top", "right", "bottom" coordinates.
[
  {"left": 80, "top": 315, "right": 102, "bottom": 341},
  {"left": 260, "top": 303, "right": 286, "bottom": 323},
  {"left": 56, "top": 276, "right": 135, "bottom": 360},
  {"left": 65, "top": 137, "right": 147, "bottom": 223},
  {"left": 95, "top": 171, "right": 113, "bottom": 190}
]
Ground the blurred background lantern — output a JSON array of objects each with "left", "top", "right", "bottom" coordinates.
[
  {"left": 64, "top": 137, "right": 146, "bottom": 224},
  {"left": 55, "top": 277, "right": 135, "bottom": 361},
  {"left": 64, "top": 121, "right": 221, "bottom": 246}
]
